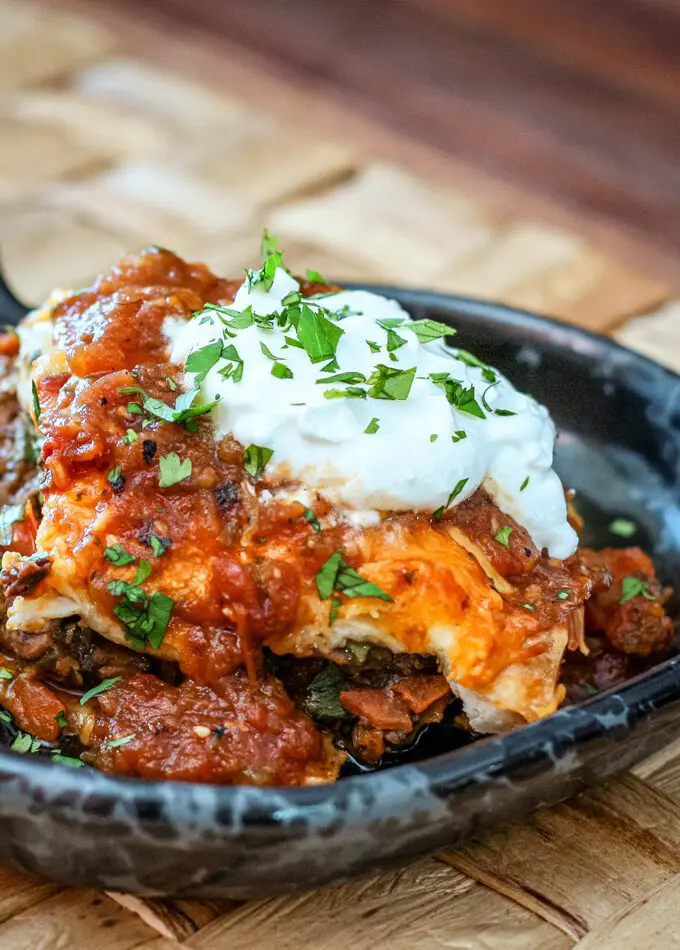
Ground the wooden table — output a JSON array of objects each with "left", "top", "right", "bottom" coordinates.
[{"left": 2, "top": 0, "right": 680, "bottom": 946}]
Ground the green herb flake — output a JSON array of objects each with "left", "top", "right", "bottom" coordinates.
[
  {"left": 494, "top": 526, "right": 513, "bottom": 547},
  {"left": 31, "top": 380, "right": 41, "bottom": 423},
  {"left": 0, "top": 503, "right": 24, "bottom": 547},
  {"left": 609, "top": 518, "right": 637, "bottom": 539},
  {"left": 107, "top": 466, "right": 125, "bottom": 492},
  {"left": 451, "top": 430, "right": 467, "bottom": 443},
  {"left": 11, "top": 732, "right": 41, "bottom": 754},
  {"left": 303, "top": 508, "right": 321, "bottom": 533},
  {"left": 366, "top": 340, "right": 381, "bottom": 353},
  {"left": 433, "top": 477, "right": 469, "bottom": 522},
  {"left": 50, "top": 752, "right": 83, "bottom": 768},
  {"left": 260, "top": 341, "right": 279, "bottom": 361},
  {"left": 315, "top": 550, "right": 393, "bottom": 604},
  {"left": 317, "top": 371, "right": 367, "bottom": 386},
  {"left": 149, "top": 533, "right": 170, "bottom": 557},
  {"left": 0, "top": 668, "right": 14, "bottom": 681},
  {"left": 104, "top": 544, "right": 136, "bottom": 567},
  {"left": 105, "top": 733, "right": 136, "bottom": 750},
  {"left": 261, "top": 228, "right": 279, "bottom": 261},
  {"left": 243, "top": 444, "right": 274, "bottom": 479},
  {"left": 185, "top": 340, "right": 224, "bottom": 383},
  {"left": 517, "top": 602, "right": 536, "bottom": 612},
  {"left": 619, "top": 575, "right": 656, "bottom": 605},
  {"left": 409, "top": 318, "right": 453, "bottom": 344},
  {"left": 79, "top": 676, "right": 122, "bottom": 706},
  {"left": 430, "top": 434, "right": 438, "bottom": 442},
  {"left": 367, "top": 364, "right": 416, "bottom": 401},
  {"left": 556, "top": 589, "right": 570, "bottom": 601},
  {"left": 364, "top": 417, "right": 380, "bottom": 435},
  {"left": 296, "top": 304, "right": 344, "bottom": 364},
  {"left": 122, "top": 428, "right": 138, "bottom": 445},
  {"left": 158, "top": 453, "right": 192, "bottom": 488},
  {"left": 306, "top": 268, "right": 327, "bottom": 284},
  {"left": 520, "top": 476, "right": 530, "bottom": 491},
  {"left": 55, "top": 711, "right": 68, "bottom": 729},
  {"left": 271, "top": 362, "right": 294, "bottom": 379}
]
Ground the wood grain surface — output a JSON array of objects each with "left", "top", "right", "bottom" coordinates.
[{"left": 2, "top": 0, "right": 680, "bottom": 946}]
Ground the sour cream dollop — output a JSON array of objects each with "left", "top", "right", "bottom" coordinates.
[{"left": 169, "top": 268, "right": 577, "bottom": 559}]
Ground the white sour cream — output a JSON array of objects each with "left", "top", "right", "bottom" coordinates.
[{"left": 169, "top": 268, "right": 578, "bottom": 558}]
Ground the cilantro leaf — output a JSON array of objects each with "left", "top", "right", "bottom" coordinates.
[
  {"left": 316, "top": 371, "right": 367, "bottom": 386},
  {"left": 158, "top": 453, "right": 192, "bottom": 488},
  {"left": 243, "top": 444, "right": 273, "bottom": 478},
  {"left": 520, "top": 476, "right": 530, "bottom": 491},
  {"left": 620, "top": 575, "right": 656, "bottom": 605},
  {"left": 105, "top": 733, "right": 136, "bottom": 750},
  {"left": 433, "top": 477, "right": 469, "bottom": 521},
  {"left": 364, "top": 417, "right": 380, "bottom": 434},
  {"left": 271, "top": 362, "right": 294, "bottom": 379},
  {"left": 296, "top": 304, "right": 344, "bottom": 364},
  {"left": 315, "top": 551, "right": 393, "bottom": 603},
  {"left": 494, "top": 526, "right": 513, "bottom": 547},
  {"left": 367, "top": 364, "right": 416, "bottom": 401},
  {"left": 0, "top": 668, "right": 14, "bottom": 680},
  {"left": 107, "top": 466, "right": 125, "bottom": 492},
  {"left": 303, "top": 508, "right": 321, "bottom": 533},
  {"left": 79, "top": 676, "right": 121, "bottom": 706},
  {"left": 149, "top": 533, "right": 170, "bottom": 557},
  {"left": 409, "top": 318, "right": 454, "bottom": 344},
  {"left": 261, "top": 228, "right": 279, "bottom": 261},
  {"left": 185, "top": 340, "right": 224, "bottom": 383},
  {"left": 306, "top": 268, "right": 327, "bottom": 283},
  {"left": 104, "top": 544, "right": 136, "bottom": 567},
  {"left": 31, "top": 380, "right": 41, "bottom": 423}
]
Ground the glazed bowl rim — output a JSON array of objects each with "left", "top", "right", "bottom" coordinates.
[{"left": 2, "top": 287, "right": 679, "bottom": 821}]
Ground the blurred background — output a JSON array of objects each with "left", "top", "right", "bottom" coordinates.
[{"left": 2, "top": 0, "right": 679, "bottom": 359}]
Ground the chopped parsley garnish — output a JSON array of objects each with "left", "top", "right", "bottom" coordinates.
[
  {"left": 451, "top": 430, "right": 467, "bottom": 443},
  {"left": 246, "top": 249, "right": 283, "bottom": 293},
  {"left": 0, "top": 668, "right": 14, "bottom": 680},
  {"left": 122, "top": 428, "right": 138, "bottom": 445},
  {"left": 127, "top": 402, "right": 143, "bottom": 416},
  {"left": 243, "top": 444, "right": 273, "bottom": 478},
  {"left": 107, "top": 466, "right": 125, "bottom": 493},
  {"left": 50, "top": 752, "right": 83, "bottom": 768},
  {"left": 429, "top": 374, "right": 485, "bottom": 418},
  {"left": 55, "top": 711, "right": 68, "bottom": 729},
  {"left": 556, "top": 589, "right": 570, "bottom": 601},
  {"left": 104, "top": 544, "right": 136, "bottom": 567},
  {"left": 609, "top": 518, "right": 637, "bottom": 539},
  {"left": 430, "top": 434, "right": 438, "bottom": 442},
  {"left": 185, "top": 340, "right": 225, "bottom": 383},
  {"left": 120, "top": 386, "right": 217, "bottom": 429},
  {"left": 11, "top": 732, "right": 41, "bottom": 754},
  {"left": 108, "top": 561, "right": 173, "bottom": 650},
  {"left": 520, "top": 476, "right": 530, "bottom": 491},
  {"left": 271, "top": 361, "right": 294, "bottom": 379},
  {"left": 31, "top": 380, "right": 41, "bottom": 422},
  {"left": 0, "top": 504, "right": 24, "bottom": 547},
  {"left": 409, "top": 318, "right": 453, "bottom": 344},
  {"left": 454, "top": 349, "right": 496, "bottom": 383},
  {"left": 105, "top": 733, "right": 136, "bottom": 750},
  {"left": 315, "top": 551, "right": 393, "bottom": 606},
  {"left": 517, "top": 602, "right": 536, "bottom": 611},
  {"left": 304, "top": 664, "right": 349, "bottom": 720},
  {"left": 364, "top": 417, "right": 380, "bottom": 434},
  {"left": 260, "top": 341, "right": 279, "bottom": 361},
  {"left": 494, "top": 526, "right": 513, "bottom": 547},
  {"left": 303, "top": 508, "right": 321, "bottom": 533},
  {"left": 166, "top": 376, "right": 178, "bottom": 391},
  {"left": 323, "top": 386, "right": 367, "bottom": 400},
  {"left": 366, "top": 340, "right": 381, "bottom": 353},
  {"left": 619, "top": 575, "right": 655, "bottom": 605},
  {"left": 367, "top": 364, "right": 416, "bottom": 401},
  {"left": 494, "top": 408, "right": 517, "bottom": 417},
  {"left": 377, "top": 319, "right": 407, "bottom": 353},
  {"left": 433, "top": 477, "right": 469, "bottom": 522},
  {"left": 80, "top": 677, "right": 121, "bottom": 706},
  {"left": 158, "top": 453, "right": 192, "bottom": 488},
  {"left": 306, "top": 268, "right": 327, "bottom": 283},
  {"left": 219, "top": 344, "right": 244, "bottom": 383},
  {"left": 317, "top": 371, "right": 367, "bottom": 386},
  {"left": 296, "top": 304, "right": 344, "bottom": 364},
  {"left": 149, "top": 533, "right": 170, "bottom": 557}
]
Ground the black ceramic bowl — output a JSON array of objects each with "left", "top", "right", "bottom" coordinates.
[{"left": 1, "top": 288, "right": 679, "bottom": 898}]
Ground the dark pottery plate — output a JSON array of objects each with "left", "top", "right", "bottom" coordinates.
[{"left": 1, "top": 288, "right": 679, "bottom": 898}]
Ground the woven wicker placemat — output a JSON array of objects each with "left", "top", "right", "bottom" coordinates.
[{"left": 2, "top": 1, "right": 680, "bottom": 946}]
